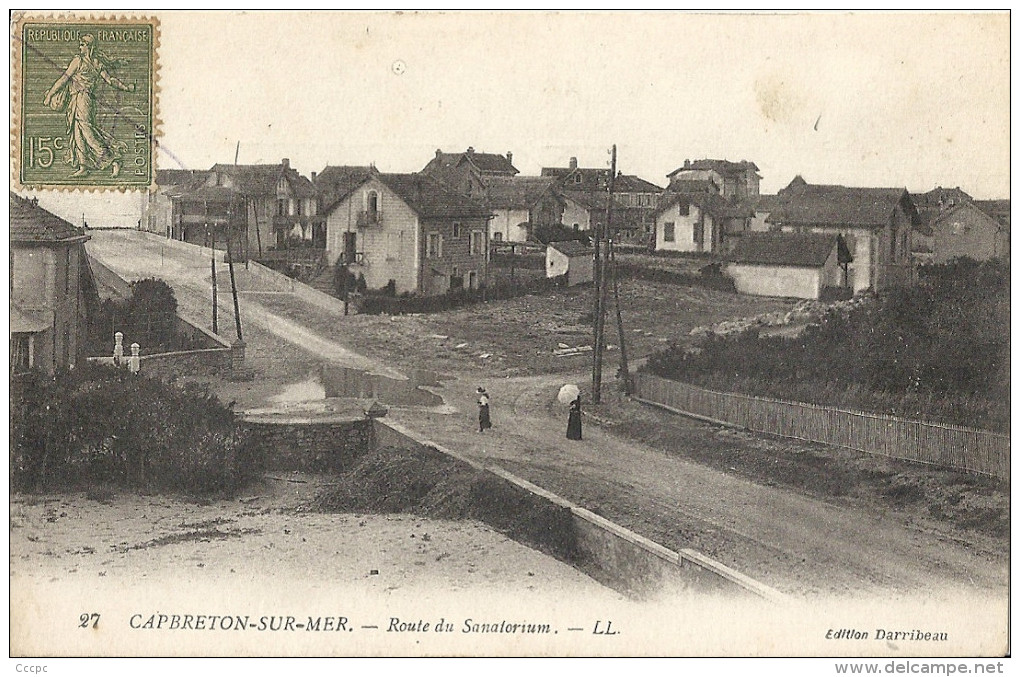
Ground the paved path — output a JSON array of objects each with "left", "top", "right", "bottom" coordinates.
[{"left": 87, "top": 230, "right": 1008, "bottom": 598}]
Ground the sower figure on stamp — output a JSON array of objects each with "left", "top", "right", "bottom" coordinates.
[
  {"left": 42, "top": 34, "right": 135, "bottom": 178},
  {"left": 566, "top": 395, "right": 582, "bottom": 441},
  {"left": 476, "top": 387, "right": 492, "bottom": 433}
]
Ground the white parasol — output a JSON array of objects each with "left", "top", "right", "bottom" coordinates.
[{"left": 557, "top": 383, "right": 580, "bottom": 405}]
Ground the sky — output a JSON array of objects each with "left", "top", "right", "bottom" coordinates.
[{"left": 17, "top": 11, "right": 1011, "bottom": 227}]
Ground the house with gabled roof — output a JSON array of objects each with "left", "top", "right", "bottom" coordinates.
[
  {"left": 724, "top": 232, "right": 848, "bottom": 300},
  {"left": 315, "top": 165, "right": 375, "bottom": 214},
  {"left": 482, "top": 176, "right": 563, "bottom": 243},
  {"left": 145, "top": 160, "right": 322, "bottom": 257},
  {"left": 651, "top": 191, "right": 754, "bottom": 254},
  {"left": 765, "top": 180, "right": 919, "bottom": 293},
  {"left": 927, "top": 200, "right": 1010, "bottom": 263},
  {"left": 321, "top": 172, "right": 492, "bottom": 295},
  {"left": 11, "top": 193, "right": 93, "bottom": 374},
  {"left": 421, "top": 147, "right": 519, "bottom": 197},
  {"left": 667, "top": 159, "right": 761, "bottom": 202},
  {"left": 143, "top": 168, "right": 210, "bottom": 239},
  {"left": 544, "top": 157, "right": 663, "bottom": 243},
  {"left": 541, "top": 156, "right": 609, "bottom": 193},
  {"left": 207, "top": 159, "right": 321, "bottom": 253}
]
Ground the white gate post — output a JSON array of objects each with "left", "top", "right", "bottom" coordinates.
[
  {"left": 129, "top": 343, "right": 140, "bottom": 374},
  {"left": 113, "top": 331, "right": 124, "bottom": 366}
]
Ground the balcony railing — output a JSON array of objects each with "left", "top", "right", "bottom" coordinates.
[
  {"left": 272, "top": 214, "right": 325, "bottom": 229},
  {"left": 356, "top": 210, "right": 382, "bottom": 228}
]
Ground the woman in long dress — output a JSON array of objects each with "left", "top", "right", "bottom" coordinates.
[
  {"left": 566, "top": 396, "right": 582, "bottom": 440},
  {"left": 42, "top": 34, "right": 135, "bottom": 178},
  {"left": 477, "top": 387, "right": 492, "bottom": 433}
]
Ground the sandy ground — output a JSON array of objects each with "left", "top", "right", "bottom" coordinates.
[{"left": 9, "top": 473, "right": 616, "bottom": 599}]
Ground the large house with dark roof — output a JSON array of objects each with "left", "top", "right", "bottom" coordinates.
[
  {"left": 766, "top": 180, "right": 918, "bottom": 293},
  {"left": 725, "top": 232, "right": 847, "bottom": 300},
  {"left": 208, "top": 159, "right": 321, "bottom": 252},
  {"left": 321, "top": 172, "right": 492, "bottom": 295},
  {"left": 421, "top": 147, "right": 519, "bottom": 198},
  {"left": 667, "top": 159, "right": 761, "bottom": 202},
  {"left": 543, "top": 157, "right": 663, "bottom": 242},
  {"left": 11, "top": 193, "right": 94, "bottom": 374},
  {"left": 651, "top": 191, "right": 754, "bottom": 254},
  {"left": 142, "top": 169, "right": 210, "bottom": 239},
  {"left": 144, "top": 160, "right": 321, "bottom": 256}
]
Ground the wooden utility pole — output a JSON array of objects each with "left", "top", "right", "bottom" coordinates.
[
  {"left": 226, "top": 230, "right": 244, "bottom": 342},
  {"left": 209, "top": 230, "right": 218, "bottom": 335},
  {"left": 592, "top": 144, "right": 616, "bottom": 404},
  {"left": 610, "top": 238, "right": 632, "bottom": 394}
]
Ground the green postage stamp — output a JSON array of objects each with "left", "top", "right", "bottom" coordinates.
[{"left": 12, "top": 15, "right": 159, "bottom": 190}]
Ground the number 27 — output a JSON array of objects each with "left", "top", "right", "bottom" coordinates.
[{"left": 79, "top": 613, "right": 100, "bottom": 628}]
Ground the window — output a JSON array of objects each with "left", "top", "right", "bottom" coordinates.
[
  {"left": 468, "top": 271, "right": 478, "bottom": 289},
  {"left": 294, "top": 199, "right": 302, "bottom": 216},
  {"left": 453, "top": 222, "right": 462, "bottom": 239},
  {"left": 427, "top": 232, "right": 443, "bottom": 258},
  {"left": 663, "top": 222, "right": 675, "bottom": 242},
  {"left": 492, "top": 231, "right": 503, "bottom": 242},
  {"left": 277, "top": 199, "right": 287, "bottom": 216},
  {"left": 366, "top": 190, "right": 379, "bottom": 220},
  {"left": 64, "top": 247, "right": 72, "bottom": 295},
  {"left": 470, "top": 230, "right": 484, "bottom": 255},
  {"left": 573, "top": 172, "right": 582, "bottom": 184},
  {"left": 890, "top": 227, "right": 897, "bottom": 260}
]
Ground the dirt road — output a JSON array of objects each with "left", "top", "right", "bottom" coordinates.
[{"left": 86, "top": 230, "right": 1008, "bottom": 598}]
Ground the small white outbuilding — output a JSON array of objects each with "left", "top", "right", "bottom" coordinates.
[{"left": 546, "top": 240, "right": 594, "bottom": 286}]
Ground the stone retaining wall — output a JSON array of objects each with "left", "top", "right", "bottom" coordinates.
[{"left": 243, "top": 417, "right": 373, "bottom": 473}]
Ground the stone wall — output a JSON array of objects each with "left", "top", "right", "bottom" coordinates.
[{"left": 243, "top": 417, "right": 374, "bottom": 473}]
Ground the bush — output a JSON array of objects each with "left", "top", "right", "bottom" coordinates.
[
  {"left": 86, "top": 278, "right": 192, "bottom": 356},
  {"left": 533, "top": 223, "right": 589, "bottom": 245},
  {"left": 357, "top": 275, "right": 566, "bottom": 315},
  {"left": 643, "top": 259, "right": 1010, "bottom": 432},
  {"left": 10, "top": 363, "right": 262, "bottom": 494}
]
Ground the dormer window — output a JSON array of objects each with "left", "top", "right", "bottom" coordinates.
[{"left": 573, "top": 173, "right": 583, "bottom": 184}]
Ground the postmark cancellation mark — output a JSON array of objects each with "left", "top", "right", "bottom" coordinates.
[{"left": 12, "top": 15, "right": 159, "bottom": 190}]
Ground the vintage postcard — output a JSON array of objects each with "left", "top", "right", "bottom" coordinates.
[{"left": 8, "top": 10, "right": 1010, "bottom": 665}]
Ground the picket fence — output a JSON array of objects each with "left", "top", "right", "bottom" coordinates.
[{"left": 633, "top": 373, "right": 1009, "bottom": 481}]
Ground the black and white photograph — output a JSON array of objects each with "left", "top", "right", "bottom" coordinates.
[{"left": 8, "top": 10, "right": 1011, "bottom": 666}]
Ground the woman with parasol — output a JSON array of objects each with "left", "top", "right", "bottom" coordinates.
[{"left": 559, "top": 384, "right": 582, "bottom": 441}]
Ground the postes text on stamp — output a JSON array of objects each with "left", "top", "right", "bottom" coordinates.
[{"left": 13, "top": 16, "right": 158, "bottom": 190}]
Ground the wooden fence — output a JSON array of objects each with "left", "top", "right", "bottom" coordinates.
[{"left": 633, "top": 373, "right": 1010, "bottom": 481}]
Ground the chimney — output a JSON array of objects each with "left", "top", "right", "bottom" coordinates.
[
  {"left": 436, "top": 148, "right": 442, "bottom": 157},
  {"left": 466, "top": 146, "right": 474, "bottom": 155},
  {"left": 506, "top": 151, "right": 513, "bottom": 165},
  {"left": 282, "top": 158, "right": 290, "bottom": 168},
  {"left": 684, "top": 159, "right": 690, "bottom": 169},
  {"left": 569, "top": 156, "right": 577, "bottom": 170},
  {"left": 311, "top": 171, "right": 317, "bottom": 182}
]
